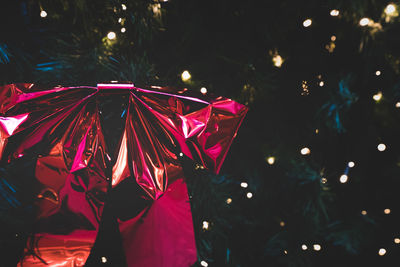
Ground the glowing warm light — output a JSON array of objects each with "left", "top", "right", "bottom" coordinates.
[
  {"left": 303, "top": 19, "right": 312, "bottom": 27},
  {"left": 240, "top": 182, "right": 248, "bottom": 188},
  {"left": 280, "top": 221, "right": 285, "bottom": 227},
  {"left": 375, "top": 70, "right": 381, "bottom": 76},
  {"left": 319, "top": 81, "right": 324, "bottom": 87},
  {"left": 330, "top": 9, "right": 339, "bottom": 16},
  {"left": 226, "top": 198, "right": 232, "bottom": 204},
  {"left": 384, "top": 208, "right": 391, "bottom": 214},
  {"left": 385, "top": 4, "right": 396, "bottom": 15},
  {"left": 40, "top": 10, "right": 47, "bottom": 18},
  {"left": 315, "top": 129, "right": 319, "bottom": 134},
  {"left": 313, "top": 244, "right": 321, "bottom": 251},
  {"left": 121, "top": 4, "right": 127, "bottom": 10},
  {"left": 101, "top": 256, "right": 107, "bottom": 263},
  {"left": 181, "top": 70, "right": 191, "bottom": 81},
  {"left": 246, "top": 192, "right": 253, "bottom": 198},
  {"left": 331, "top": 35, "right": 336, "bottom": 41},
  {"left": 200, "top": 260, "right": 208, "bottom": 267},
  {"left": 378, "top": 248, "right": 386, "bottom": 256},
  {"left": 273, "top": 54, "right": 283, "bottom": 67},
  {"left": 200, "top": 87, "right": 207, "bottom": 94},
  {"left": 267, "top": 156, "right": 275, "bottom": 165},
  {"left": 361, "top": 210, "right": 367, "bottom": 215},
  {"left": 339, "top": 174, "right": 348, "bottom": 183},
  {"left": 121, "top": 27, "right": 126, "bottom": 33},
  {"left": 118, "top": 18, "right": 122, "bottom": 23},
  {"left": 321, "top": 177, "right": 327, "bottom": 184},
  {"left": 301, "top": 147, "right": 311, "bottom": 155},
  {"left": 284, "top": 250, "right": 288, "bottom": 254},
  {"left": 348, "top": 161, "right": 355, "bottom": 168},
  {"left": 396, "top": 102, "right": 400, "bottom": 108},
  {"left": 377, "top": 143, "right": 386, "bottom": 151},
  {"left": 179, "top": 152, "right": 183, "bottom": 157},
  {"left": 395, "top": 238, "right": 400, "bottom": 244},
  {"left": 373, "top": 92, "right": 383, "bottom": 101},
  {"left": 202, "top": 221, "right": 209, "bottom": 230},
  {"left": 359, "top": 18, "right": 370, "bottom": 26},
  {"left": 302, "top": 244, "right": 308, "bottom": 250},
  {"left": 107, "top": 31, "right": 116, "bottom": 40}
]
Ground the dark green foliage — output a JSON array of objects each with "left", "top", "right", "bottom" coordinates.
[{"left": 2, "top": 0, "right": 400, "bottom": 266}]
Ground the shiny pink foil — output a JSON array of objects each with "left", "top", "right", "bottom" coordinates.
[{"left": 0, "top": 83, "right": 248, "bottom": 267}]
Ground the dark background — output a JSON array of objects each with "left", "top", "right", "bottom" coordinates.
[{"left": 1, "top": 0, "right": 400, "bottom": 266}]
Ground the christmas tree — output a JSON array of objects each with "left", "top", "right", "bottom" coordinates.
[{"left": 1, "top": 0, "right": 400, "bottom": 266}]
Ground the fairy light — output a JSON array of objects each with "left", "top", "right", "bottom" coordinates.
[
  {"left": 200, "top": 87, "right": 207, "bottom": 94},
  {"left": 331, "top": 35, "right": 336, "bottom": 41},
  {"left": 385, "top": 4, "right": 396, "bottom": 15},
  {"left": 378, "top": 248, "right": 386, "bottom": 256},
  {"left": 107, "top": 31, "right": 116, "bottom": 40},
  {"left": 303, "top": 19, "right": 312, "bottom": 27},
  {"left": 321, "top": 177, "right": 327, "bottom": 184},
  {"left": 240, "top": 182, "right": 248, "bottom": 188},
  {"left": 246, "top": 192, "right": 253, "bottom": 198},
  {"left": 226, "top": 198, "right": 232, "bottom": 204},
  {"left": 284, "top": 250, "right": 288, "bottom": 254},
  {"left": 179, "top": 152, "right": 183, "bottom": 157},
  {"left": 280, "top": 221, "right": 285, "bottom": 227},
  {"left": 394, "top": 238, "right": 400, "bottom": 244},
  {"left": 373, "top": 92, "right": 383, "bottom": 101},
  {"left": 315, "top": 129, "right": 319, "bottom": 134},
  {"left": 384, "top": 208, "right": 391, "bottom": 214},
  {"left": 121, "top": 27, "right": 126, "bottom": 33},
  {"left": 267, "top": 156, "right": 275, "bottom": 165},
  {"left": 121, "top": 4, "right": 127, "bottom": 10},
  {"left": 272, "top": 54, "right": 283, "bottom": 67},
  {"left": 313, "top": 244, "right": 321, "bottom": 251},
  {"left": 396, "top": 102, "right": 400, "bottom": 108},
  {"left": 377, "top": 143, "right": 386, "bottom": 151},
  {"left": 181, "top": 70, "right": 191, "bottom": 81},
  {"left": 339, "top": 174, "right": 348, "bottom": 183},
  {"left": 319, "top": 81, "right": 324, "bottom": 87},
  {"left": 359, "top": 18, "right": 370, "bottom": 26},
  {"left": 301, "top": 244, "right": 308, "bottom": 250},
  {"left": 361, "top": 210, "right": 367, "bottom": 215},
  {"left": 101, "top": 257, "right": 107, "bottom": 263},
  {"left": 301, "top": 147, "right": 311, "bottom": 155},
  {"left": 118, "top": 18, "right": 122, "bottom": 23},
  {"left": 40, "top": 10, "right": 47, "bottom": 18},
  {"left": 202, "top": 221, "right": 209, "bottom": 230},
  {"left": 348, "top": 161, "right": 355, "bottom": 168},
  {"left": 330, "top": 9, "right": 339, "bottom": 16},
  {"left": 375, "top": 70, "right": 381, "bottom": 76},
  {"left": 200, "top": 260, "right": 208, "bottom": 267}
]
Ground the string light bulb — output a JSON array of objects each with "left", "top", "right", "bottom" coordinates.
[
  {"left": 301, "top": 147, "right": 311, "bottom": 155},
  {"left": 396, "top": 102, "right": 400, "bottom": 108},
  {"left": 339, "top": 174, "right": 348, "bottom": 183},
  {"left": 101, "top": 257, "right": 107, "bottom": 263},
  {"left": 246, "top": 192, "right": 253, "bottom": 198},
  {"left": 272, "top": 54, "right": 283, "bottom": 67},
  {"left": 40, "top": 10, "right": 47, "bottom": 18},
  {"left": 301, "top": 244, "right": 308, "bottom": 250},
  {"left": 384, "top": 208, "right": 391, "bottom": 214},
  {"left": 121, "top": 27, "right": 126, "bottom": 33},
  {"left": 118, "top": 18, "right": 122, "bottom": 23},
  {"left": 377, "top": 143, "right": 386, "bottom": 151},
  {"left": 240, "top": 182, "right": 248, "bottom": 188},
  {"left": 181, "top": 70, "right": 191, "bottom": 81},
  {"left": 280, "top": 221, "right": 285, "bottom": 227},
  {"left": 330, "top": 9, "right": 339, "bottom": 16},
  {"left": 348, "top": 161, "right": 355, "bottom": 168},
  {"left": 378, "top": 248, "right": 386, "bottom": 256},
  {"left": 202, "top": 221, "right": 209, "bottom": 230},
  {"left": 121, "top": 4, "right": 127, "bottom": 10},
  {"left": 200, "top": 87, "right": 207, "bottom": 94},
  {"left": 359, "top": 18, "right": 370, "bottom": 26},
  {"left": 319, "top": 81, "right": 324, "bottom": 87},
  {"left": 107, "top": 31, "right": 116, "bottom": 40},
  {"left": 331, "top": 35, "right": 336, "bottom": 41},
  {"left": 373, "top": 92, "right": 383, "bottom": 102},
  {"left": 361, "top": 210, "right": 367, "bottom": 215},
  {"left": 313, "top": 244, "right": 321, "bottom": 251},
  {"left": 303, "top": 19, "right": 312, "bottom": 27},
  {"left": 321, "top": 177, "right": 327, "bottom": 184},
  {"left": 226, "top": 198, "right": 232, "bottom": 204},
  {"left": 375, "top": 70, "right": 381, "bottom": 76},
  {"left": 385, "top": 4, "right": 396, "bottom": 15},
  {"left": 394, "top": 238, "right": 400, "bottom": 244},
  {"left": 267, "top": 156, "right": 275, "bottom": 165},
  {"left": 200, "top": 260, "right": 208, "bottom": 267}
]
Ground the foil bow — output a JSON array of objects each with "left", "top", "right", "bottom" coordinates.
[{"left": 0, "top": 83, "right": 248, "bottom": 267}]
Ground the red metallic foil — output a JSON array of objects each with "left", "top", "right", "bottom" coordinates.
[{"left": 0, "top": 83, "right": 248, "bottom": 267}]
